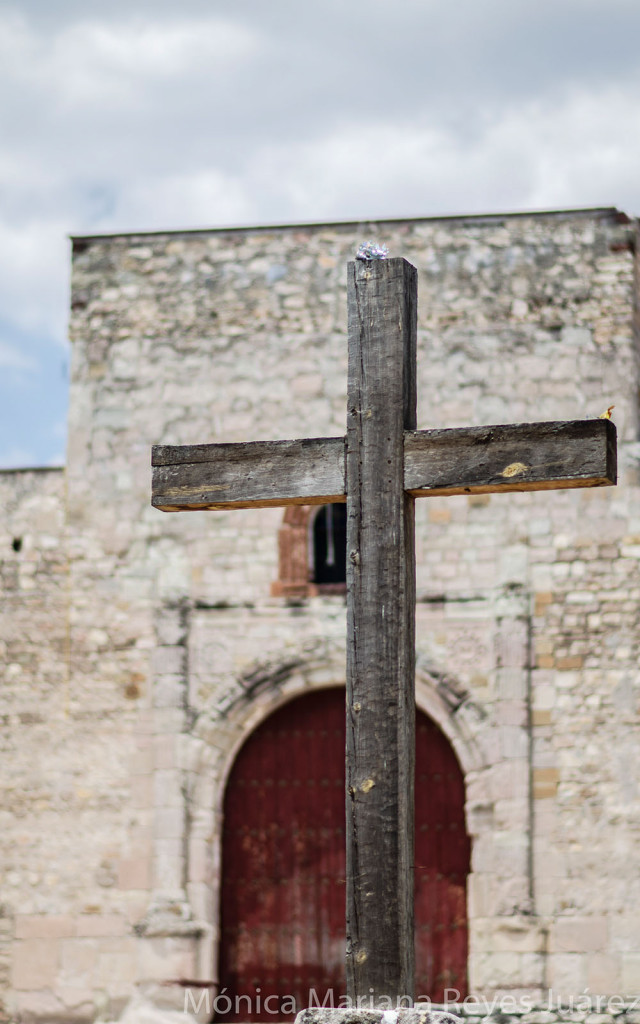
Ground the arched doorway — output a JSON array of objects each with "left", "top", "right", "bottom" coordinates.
[{"left": 217, "top": 688, "right": 469, "bottom": 1021}]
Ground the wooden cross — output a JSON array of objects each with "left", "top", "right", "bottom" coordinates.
[{"left": 152, "top": 257, "right": 616, "bottom": 1006}]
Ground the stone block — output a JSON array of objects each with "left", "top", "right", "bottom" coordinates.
[
  {"left": 188, "top": 838, "right": 209, "bottom": 886},
  {"left": 474, "top": 950, "right": 521, "bottom": 987},
  {"left": 469, "top": 834, "right": 494, "bottom": 874},
  {"left": 494, "top": 797, "right": 529, "bottom": 829},
  {"left": 12, "top": 989, "right": 67, "bottom": 1019},
  {"left": 56, "top": 986, "right": 97, "bottom": 1018},
  {"left": 547, "top": 952, "right": 587, "bottom": 992},
  {"left": 533, "top": 768, "right": 559, "bottom": 800},
  {"left": 519, "top": 952, "right": 545, "bottom": 988},
  {"left": 154, "top": 673, "right": 186, "bottom": 708},
  {"left": 496, "top": 620, "right": 528, "bottom": 668},
  {"left": 97, "top": 943, "right": 139, "bottom": 990},
  {"left": 60, "top": 938, "right": 99, "bottom": 985},
  {"left": 467, "top": 873, "right": 493, "bottom": 919},
  {"left": 610, "top": 914, "right": 640, "bottom": 952},
  {"left": 537, "top": 654, "right": 555, "bottom": 669},
  {"left": 531, "top": 708, "right": 552, "bottom": 726},
  {"left": 622, "top": 954, "right": 640, "bottom": 992},
  {"left": 11, "top": 938, "right": 60, "bottom": 990},
  {"left": 154, "top": 733, "right": 178, "bottom": 769},
  {"left": 153, "top": 769, "right": 183, "bottom": 808},
  {"left": 137, "top": 936, "right": 197, "bottom": 983},
  {"left": 153, "top": 840, "right": 185, "bottom": 890},
  {"left": 551, "top": 916, "right": 608, "bottom": 953},
  {"left": 151, "top": 645, "right": 186, "bottom": 677},
  {"left": 154, "top": 806, "right": 186, "bottom": 841},
  {"left": 152, "top": 707, "right": 186, "bottom": 734},
  {"left": 497, "top": 668, "right": 527, "bottom": 700},
  {"left": 187, "top": 882, "right": 215, "bottom": 928},
  {"left": 291, "top": 373, "right": 323, "bottom": 396},
  {"left": 15, "top": 914, "right": 75, "bottom": 939},
  {"left": 473, "top": 916, "right": 546, "bottom": 954},
  {"left": 488, "top": 758, "right": 528, "bottom": 801},
  {"left": 131, "top": 774, "right": 154, "bottom": 809},
  {"left": 428, "top": 505, "right": 452, "bottom": 524},
  {"left": 155, "top": 608, "right": 187, "bottom": 646},
  {"left": 532, "top": 845, "right": 566, "bottom": 885},
  {"left": 496, "top": 700, "right": 528, "bottom": 727},
  {"left": 534, "top": 592, "right": 554, "bottom": 616},
  {"left": 556, "top": 655, "right": 584, "bottom": 671},
  {"left": 118, "top": 854, "right": 152, "bottom": 891},
  {"left": 129, "top": 743, "right": 154, "bottom": 775},
  {"left": 76, "top": 915, "right": 127, "bottom": 938},
  {"left": 587, "top": 953, "right": 621, "bottom": 993},
  {"left": 500, "top": 725, "right": 528, "bottom": 759}
]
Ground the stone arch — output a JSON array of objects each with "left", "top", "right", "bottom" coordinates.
[
  {"left": 199, "top": 644, "right": 348, "bottom": 798},
  {"left": 183, "top": 648, "right": 488, "bottom": 996},
  {"left": 415, "top": 661, "right": 487, "bottom": 778}
]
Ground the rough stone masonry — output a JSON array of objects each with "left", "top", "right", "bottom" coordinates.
[{"left": 1, "top": 207, "right": 640, "bottom": 1023}]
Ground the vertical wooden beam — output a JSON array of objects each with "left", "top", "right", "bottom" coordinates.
[{"left": 345, "top": 257, "right": 417, "bottom": 1005}]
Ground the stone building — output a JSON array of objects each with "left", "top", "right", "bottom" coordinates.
[{"left": 1, "top": 207, "right": 640, "bottom": 1023}]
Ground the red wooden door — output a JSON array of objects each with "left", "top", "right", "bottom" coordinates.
[{"left": 218, "top": 688, "right": 469, "bottom": 1021}]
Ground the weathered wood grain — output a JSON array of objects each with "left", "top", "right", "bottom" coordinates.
[
  {"left": 345, "top": 258, "right": 417, "bottom": 1004},
  {"left": 152, "top": 436, "right": 345, "bottom": 511},
  {"left": 404, "top": 418, "right": 617, "bottom": 496},
  {"left": 152, "top": 419, "right": 615, "bottom": 511}
]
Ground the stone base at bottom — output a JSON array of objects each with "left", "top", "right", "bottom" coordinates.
[{"left": 295, "top": 1008, "right": 462, "bottom": 1024}]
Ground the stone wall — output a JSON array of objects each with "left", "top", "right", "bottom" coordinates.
[
  {"left": 0, "top": 468, "right": 68, "bottom": 1009},
  {"left": 1, "top": 208, "right": 639, "bottom": 1021}
]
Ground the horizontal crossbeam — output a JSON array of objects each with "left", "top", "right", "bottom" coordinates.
[
  {"left": 152, "top": 436, "right": 345, "bottom": 510},
  {"left": 152, "top": 418, "right": 616, "bottom": 512},
  {"left": 404, "top": 418, "right": 617, "bottom": 496}
]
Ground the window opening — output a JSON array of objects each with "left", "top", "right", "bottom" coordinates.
[{"left": 312, "top": 504, "right": 347, "bottom": 584}]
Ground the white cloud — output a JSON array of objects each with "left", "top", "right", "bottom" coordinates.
[
  {"left": 521, "top": 89, "right": 640, "bottom": 211},
  {"left": 112, "top": 169, "right": 254, "bottom": 231},
  {"left": 0, "top": 219, "right": 70, "bottom": 342},
  {"left": 245, "top": 86, "right": 640, "bottom": 221},
  {"left": 0, "top": 10, "right": 35, "bottom": 75},
  {"left": 60, "top": 18, "right": 257, "bottom": 76},
  {"left": 0, "top": 11, "right": 259, "bottom": 108}
]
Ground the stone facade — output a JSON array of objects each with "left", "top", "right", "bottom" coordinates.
[{"left": 1, "top": 207, "right": 639, "bottom": 1022}]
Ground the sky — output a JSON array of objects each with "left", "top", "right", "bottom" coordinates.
[{"left": 1, "top": 0, "right": 640, "bottom": 468}]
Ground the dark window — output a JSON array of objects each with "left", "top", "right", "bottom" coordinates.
[{"left": 312, "top": 504, "right": 346, "bottom": 584}]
